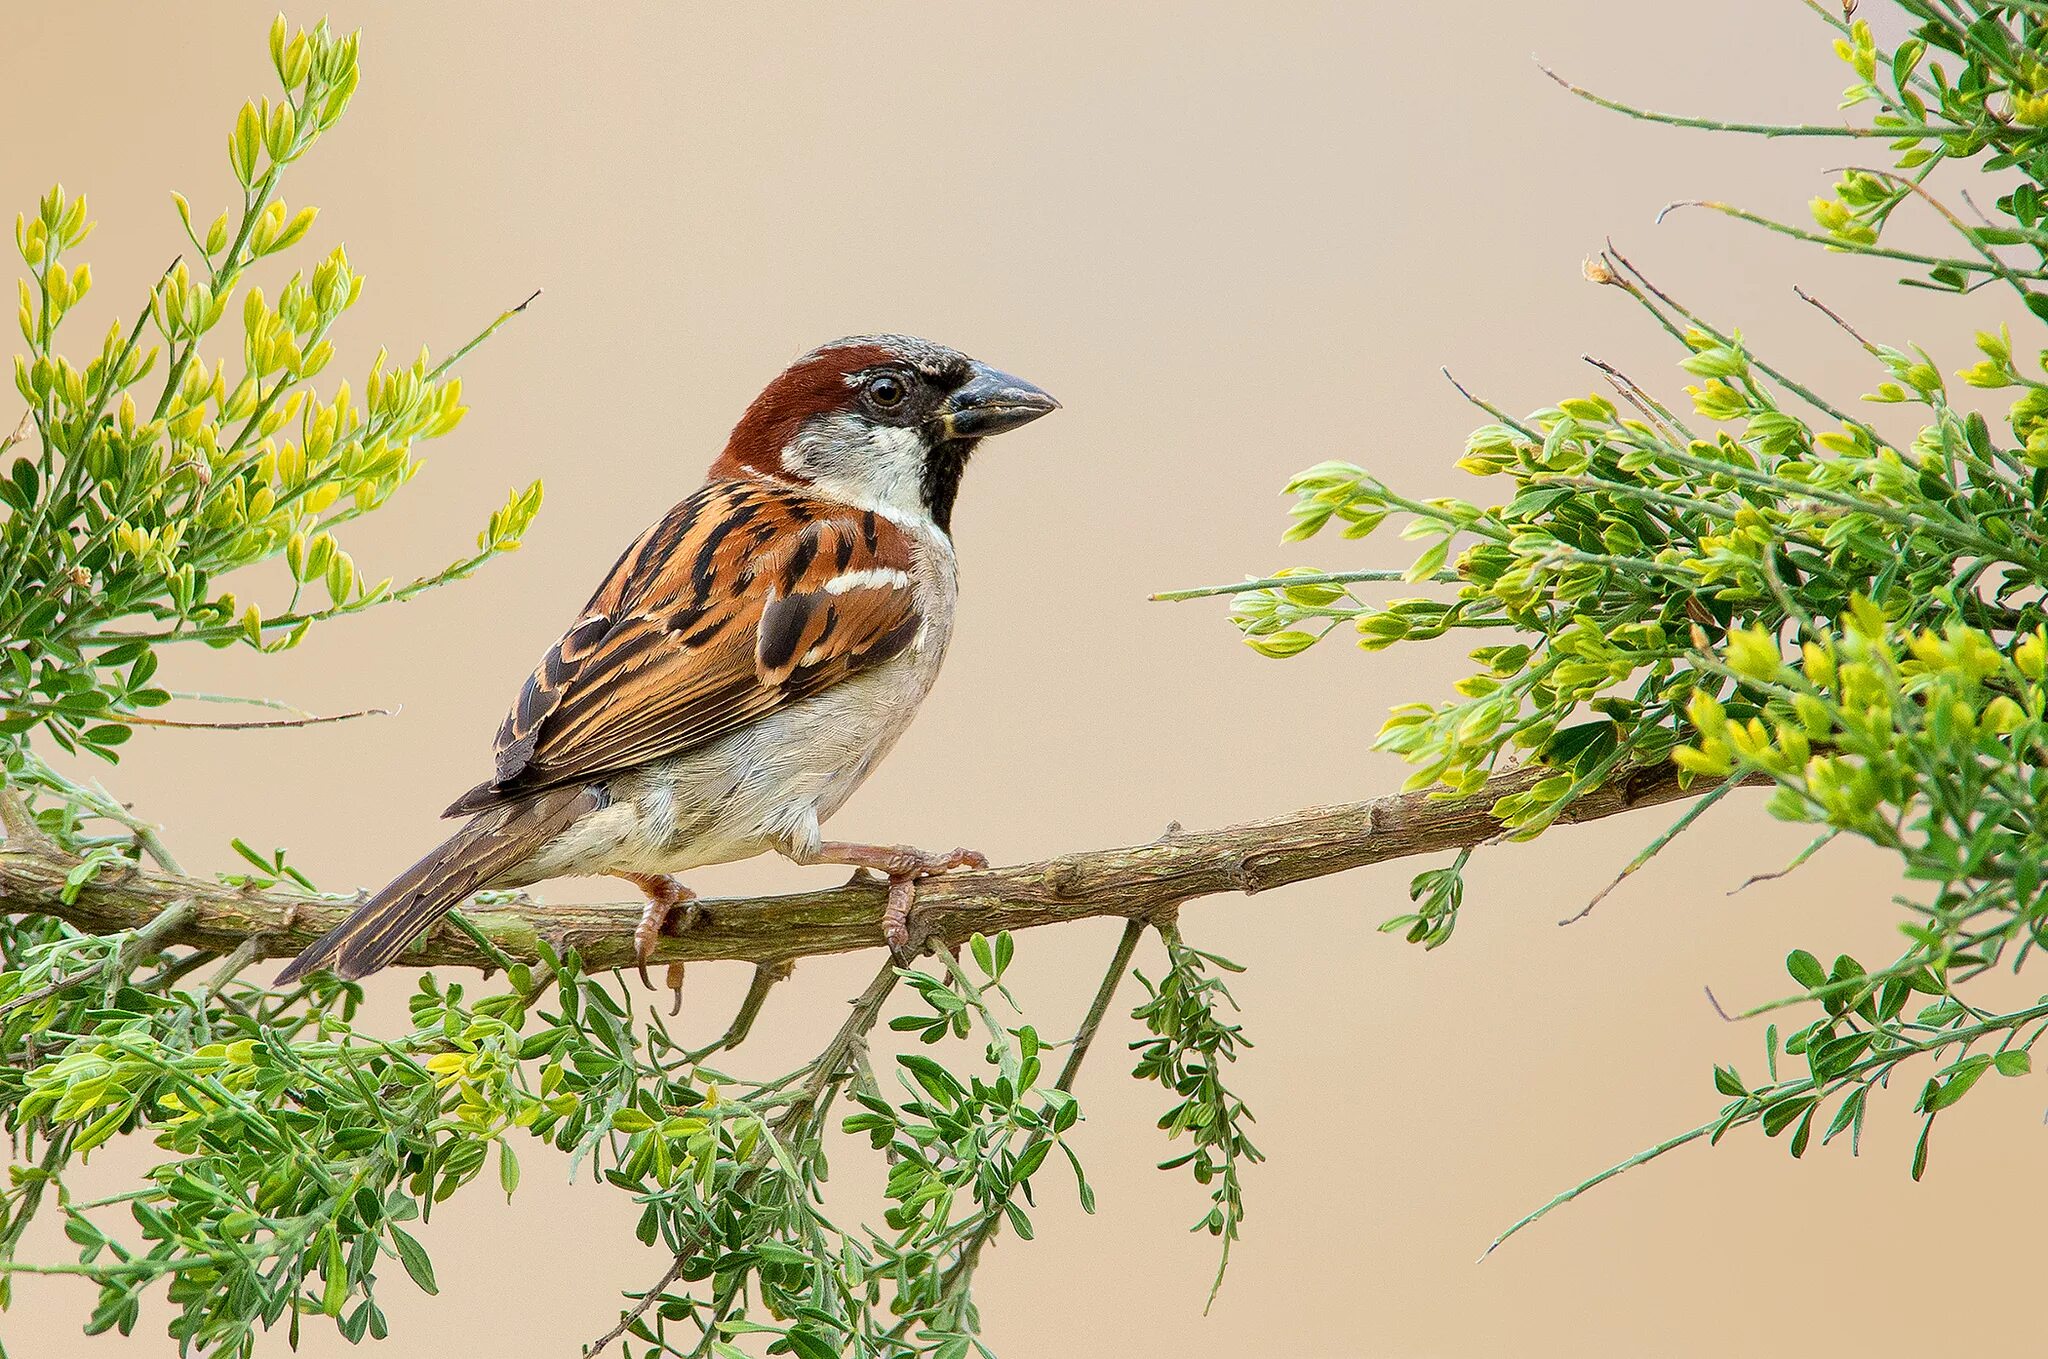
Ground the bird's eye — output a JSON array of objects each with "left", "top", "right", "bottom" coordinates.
[{"left": 867, "top": 374, "right": 906, "bottom": 409}]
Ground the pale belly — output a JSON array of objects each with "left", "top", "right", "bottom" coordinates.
[{"left": 505, "top": 641, "right": 941, "bottom": 886}]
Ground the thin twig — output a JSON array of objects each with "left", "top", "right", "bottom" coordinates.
[
  {"left": 164, "top": 691, "right": 327, "bottom": 715},
  {"left": 1559, "top": 777, "right": 1740, "bottom": 925},
  {"left": 1603, "top": 244, "right": 1868, "bottom": 432},
  {"left": 1654, "top": 199, "right": 2046, "bottom": 282},
  {"left": 198, "top": 935, "right": 265, "bottom": 1000},
  {"left": 1793, "top": 285, "right": 1879, "bottom": 355},
  {"left": 1582, "top": 354, "right": 1691, "bottom": 446},
  {"left": 1837, "top": 165, "right": 2036, "bottom": 302},
  {"left": 1442, "top": 367, "right": 1543, "bottom": 439},
  {"left": 1534, "top": 60, "right": 1967, "bottom": 139},
  {"left": 137, "top": 948, "right": 220, "bottom": 994},
  {"left": 80, "top": 774, "right": 181, "bottom": 875},
  {"left": 686, "top": 960, "right": 794, "bottom": 1063},
  {"left": 1057, "top": 918, "right": 1147, "bottom": 1092},
  {"left": 120, "top": 704, "right": 395, "bottom": 732},
  {"left": 1152, "top": 569, "right": 1456, "bottom": 602},
  {"left": 1480, "top": 1112, "right": 1722, "bottom": 1260},
  {"left": 1728, "top": 830, "right": 1839, "bottom": 895}
]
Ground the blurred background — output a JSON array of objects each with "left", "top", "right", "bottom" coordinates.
[{"left": 3, "top": 2, "right": 2032, "bottom": 1354}]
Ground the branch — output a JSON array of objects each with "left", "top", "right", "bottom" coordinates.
[{"left": 0, "top": 761, "right": 1721, "bottom": 972}]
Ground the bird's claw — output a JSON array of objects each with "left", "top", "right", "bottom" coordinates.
[
  {"left": 627, "top": 876, "right": 699, "bottom": 1009},
  {"left": 879, "top": 846, "right": 986, "bottom": 963}
]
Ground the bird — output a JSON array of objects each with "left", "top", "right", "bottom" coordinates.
[{"left": 275, "top": 334, "right": 1058, "bottom": 987}]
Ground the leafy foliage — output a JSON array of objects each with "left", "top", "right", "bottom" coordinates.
[
  {"left": 0, "top": 18, "right": 1259, "bottom": 1356},
  {"left": 1, "top": 18, "right": 539, "bottom": 771},
  {"left": 1208, "top": 0, "right": 2048, "bottom": 1237},
  {"left": 1128, "top": 929, "right": 1258, "bottom": 1305}
]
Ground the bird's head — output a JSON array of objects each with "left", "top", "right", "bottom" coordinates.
[{"left": 712, "top": 334, "right": 1059, "bottom": 535}]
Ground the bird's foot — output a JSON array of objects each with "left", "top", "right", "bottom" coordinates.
[
  {"left": 619, "top": 873, "right": 699, "bottom": 1010},
  {"left": 800, "top": 840, "right": 987, "bottom": 961},
  {"left": 849, "top": 845, "right": 990, "bottom": 962}
]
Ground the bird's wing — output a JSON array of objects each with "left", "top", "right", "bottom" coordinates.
[{"left": 443, "top": 478, "right": 924, "bottom": 816}]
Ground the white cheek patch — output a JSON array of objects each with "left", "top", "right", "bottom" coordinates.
[
  {"left": 822, "top": 567, "right": 912, "bottom": 595},
  {"left": 862, "top": 426, "right": 927, "bottom": 512},
  {"left": 781, "top": 416, "right": 940, "bottom": 533}
]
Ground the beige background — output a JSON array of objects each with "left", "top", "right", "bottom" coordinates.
[{"left": 3, "top": 2, "right": 2035, "bottom": 1355}]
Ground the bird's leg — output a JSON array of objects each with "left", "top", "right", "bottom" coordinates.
[
  {"left": 796, "top": 841, "right": 988, "bottom": 962},
  {"left": 617, "top": 872, "right": 699, "bottom": 1004}
]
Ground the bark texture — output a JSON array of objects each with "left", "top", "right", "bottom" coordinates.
[{"left": 0, "top": 762, "right": 1712, "bottom": 971}]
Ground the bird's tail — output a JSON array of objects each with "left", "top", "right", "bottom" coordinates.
[{"left": 276, "top": 786, "right": 596, "bottom": 984}]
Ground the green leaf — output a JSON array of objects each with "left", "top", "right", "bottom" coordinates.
[
  {"left": 781, "top": 1327, "right": 837, "bottom": 1359},
  {"left": 1784, "top": 949, "right": 1826, "bottom": 991},
  {"left": 321, "top": 1231, "right": 348, "bottom": 1316},
  {"left": 1760, "top": 1095, "right": 1816, "bottom": 1138},
  {"left": 390, "top": 1227, "right": 438, "bottom": 1296},
  {"left": 898, "top": 1054, "right": 965, "bottom": 1106},
  {"left": 498, "top": 1142, "right": 521, "bottom": 1199}
]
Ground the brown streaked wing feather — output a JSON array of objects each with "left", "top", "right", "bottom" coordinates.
[{"left": 444, "top": 484, "right": 920, "bottom": 816}]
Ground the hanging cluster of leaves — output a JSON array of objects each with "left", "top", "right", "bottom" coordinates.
[
  {"left": 1197, "top": 0, "right": 2048, "bottom": 1240},
  {"left": 0, "top": 18, "right": 1259, "bottom": 1357}
]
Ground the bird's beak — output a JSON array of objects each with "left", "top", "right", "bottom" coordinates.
[{"left": 933, "top": 362, "right": 1060, "bottom": 440}]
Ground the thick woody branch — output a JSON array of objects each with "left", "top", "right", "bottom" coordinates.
[{"left": 0, "top": 762, "right": 1719, "bottom": 972}]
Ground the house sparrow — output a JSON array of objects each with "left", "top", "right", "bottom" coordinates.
[{"left": 276, "top": 335, "right": 1057, "bottom": 986}]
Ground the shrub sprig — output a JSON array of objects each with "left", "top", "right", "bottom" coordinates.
[{"left": 1196, "top": 0, "right": 2048, "bottom": 1234}]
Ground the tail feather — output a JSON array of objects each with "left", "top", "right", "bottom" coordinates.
[{"left": 276, "top": 786, "right": 595, "bottom": 984}]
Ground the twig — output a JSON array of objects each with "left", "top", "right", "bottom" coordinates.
[
  {"left": 1441, "top": 367, "right": 1543, "bottom": 439},
  {"left": 119, "top": 704, "right": 395, "bottom": 731},
  {"left": 1653, "top": 199, "right": 2046, "bottom": 282},
  {"left": 686, "top": 960, "right": 794, "bottom": 1063},
  {"left": 1480, "top": 1112, "right": 1722, "bottom": 1260},
  {"left": 164, "top": 691, "right": 328, "bottom": 715},
  {"left": 198, "top": 935, "right": 265, "bottom": 1000},
  {"left": 137, "top": 947, "right": 220, "bottom": 994},
  {"left": 1057, "top": 918, "right": 1147, "bottom": 1092},
  {"left": 1602, "top": 244, "right": 1868, "bottom": 432},
  {"left": 1152, "top": 569, "right": 1457, "bottom": 602},
  {"left": 1558, "top": 777, "right": 1739, "bottom": 925},
  {"left": 1837, "top": 165, "right": 2036, "bottom": 302},
  {"left": 1534, "top": 59, "right": 1967, "bottom": 140},
  {"left": 1793, "top": 284, "right": 1881, "bottom": 355},
  {"left": 1728, "top": 830, "right": 1839, "bottom": 895},
  {"left": 1582, "top": 354, "right": 1691, "bottom": 446}
]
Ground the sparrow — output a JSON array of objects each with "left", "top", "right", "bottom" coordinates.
[{"left": 276, "top": 335, "right": 1058, "bottom": 986}]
